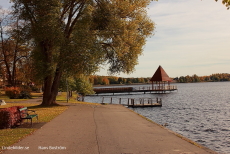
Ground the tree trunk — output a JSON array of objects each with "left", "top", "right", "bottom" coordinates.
[{"left": 41, "top": 68, "right": 62, "bottom": 106}]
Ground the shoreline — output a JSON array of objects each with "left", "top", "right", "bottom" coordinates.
[{"left": 126, "top": 106, "right": 216, "bottom": 153}]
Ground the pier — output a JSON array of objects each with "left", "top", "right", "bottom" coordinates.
[
  {"left": 92, "top": 66, "right": 177, "bottom": 95},
  {"left": 93, "top": 85, "right": 177, "bottom": 95},
  {"left": 101, "top": 97, "right": 162, "bottom": 108}
]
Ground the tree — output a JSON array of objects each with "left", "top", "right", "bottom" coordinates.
[
  {"left": 118, "top": 77, "right": 123, "bottom": 84},
  {"left": 126, "top": 78, "right": 132, "bottom": 84},
  {"left": 0, "top": 8, "right": 32, "bottom": 87},
  {"left": 97, "top": 76, "right": 103, "bottom": 85},
  {"left": 122, "top": 78, "right": 127, "bottom": 84},
  {"left": 102, "top": 77, "right": 110, "bottom": 85},
  {"left": 108, "top": 76, "right": 118, "bottom": 84},
  {"left": 12, "top": 0, "right": 154, "bottom": 105},
  {"left": 215, "top": 0, "right": 230, "bottom": 9},
  {"left": 73, "top": 75, "right": 94, "bottom": 96},
  {"left": 192, "top": 74, "right": 200, "bottom": 82},
  {"left": 88, "top": 76, "right": 94, "bottom": 84}
]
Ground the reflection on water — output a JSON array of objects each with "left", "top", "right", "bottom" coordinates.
[{"left": 85, "top": 82, "right": 230, "bottom": 154}]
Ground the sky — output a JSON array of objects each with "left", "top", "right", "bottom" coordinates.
[{"left": 1, "top": 0, "right": 230, "bottom": 78}]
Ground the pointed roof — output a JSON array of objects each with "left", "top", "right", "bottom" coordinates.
[{"left": 150, "top": 65, "right": 172, "bottom": 82}]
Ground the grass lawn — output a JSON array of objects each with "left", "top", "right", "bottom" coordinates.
[
  {"left": 0, "top": 92, "right": 42, "bottom": 103},
  {"left": 56, "top": 91, "right": 99, "bottom": 105}
]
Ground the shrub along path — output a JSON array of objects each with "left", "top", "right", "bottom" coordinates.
[{"left": 2, "top": 102, "right": 217, "bottom": 154}]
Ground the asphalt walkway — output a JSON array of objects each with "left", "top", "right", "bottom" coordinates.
[{"left": 3, "top": 102, "right": 217, "bottom": 154}]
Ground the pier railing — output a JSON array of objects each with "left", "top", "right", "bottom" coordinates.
[
  {"left": 136, "top": 85, "right": 177, "bottom": 91},
  {"left": 93, "top": 85, "right": 177, "bottom": 94},
  {"left": 101, "top": 97, "right": 162, "bottom": 106}
]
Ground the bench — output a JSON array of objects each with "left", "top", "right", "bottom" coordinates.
[{"left": 19, "top": 107, "right": 38, "bottom": 127}]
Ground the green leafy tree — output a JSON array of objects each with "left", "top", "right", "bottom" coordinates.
[
  {"left": 118, "top": 77, "right": 123, "bottom": 84},
  {"left": 108, "top": 76, "right": 118, "bottom": 84},
  {"left": 97, "top": 76, "right": 103, "bottom": 85},
  {"left": 138, "top": 77, "right": 145, "bottom": 83},
  {"left": 59, "top": 75, "right": 94, "bottom": 96},
  {"left": 144, "top": 78, "right": 149, "bottom": 83},
  {"left": 12, "top": 0, "right": 154, "bottom": 105},
  {"left": 58, "top": 77, "right": 75, "bottom": 92},
  {"left": 73, "top": 75, "right": 94, "bottom": 96},
  {"left": 88, "top": 76, "right": 94, "bottom": 84},
  {"left": 192, "top": 74, "right": 200, "bottom": 82},
  {"left": 122, "top": 78, "right": 127, "bottom": 84}
]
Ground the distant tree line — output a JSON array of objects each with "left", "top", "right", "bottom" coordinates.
[
  {"left": 90, "top": 73, "right": 230, "bottom": 85},
  {"left": 56, "top": 73, "right": 230, "bottom": 96},
  {"left": 175, "top": 73, "right": 230, "bottom": 83},
  {"left": 89, "top": 76, "right": 150, "bottom": 85}
]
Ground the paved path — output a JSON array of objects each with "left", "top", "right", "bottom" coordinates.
[{"left": 3, "top": 103, "right": 217, "bottom": 154}]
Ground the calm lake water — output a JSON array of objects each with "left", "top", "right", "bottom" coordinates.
[{"left": 85, "top": 82, "right": 230, "bottom": 154}]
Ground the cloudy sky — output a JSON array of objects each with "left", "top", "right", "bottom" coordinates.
[
  {"left": 141, "top": 0, "right": 230, "bottom": 78},
  {"left": 1, "top": 0, "right": 230, "bottom": 78}
]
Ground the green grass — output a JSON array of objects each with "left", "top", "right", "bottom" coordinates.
[
  {"left": 31, "top": 92, "right": 43, "bottom": 98},
  {"left": 56, "top": 92, "right": 100, "bottom": 105},
  {"left": 56, "top": 92, "right": 78, "bottom": 103}
]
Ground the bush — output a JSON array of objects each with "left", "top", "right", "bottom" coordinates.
[
  {"left": 19, "top": 85, "right": 32, "bottom": 99},
  {"left": 5, "top": 87, "right": 32, "bottom": 99},
  {"left": 5, "top": 87, "right": 21, "bottom": 99},
  {"left": 31, "top": 86, "right": 40, "bottom": 92},
  {"left": 0, "top": 106, "right": 24, "bottom": 129},
  {"left": 19, "top": 90, "right": 32, "bottom": 99}
]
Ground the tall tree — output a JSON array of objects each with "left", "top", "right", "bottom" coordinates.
[
  {"left": 12, "top": 0, "right": 155, "bottom": 105},
  {"left": 0, "top": 8, "right": 32, "bottom": 87}
]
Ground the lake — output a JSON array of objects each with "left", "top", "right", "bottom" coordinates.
[{"left": 85, "top": 82, "right": 230, "bottom": 154}]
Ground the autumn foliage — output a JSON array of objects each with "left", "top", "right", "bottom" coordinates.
[
  {"left": 4, "top": 87, "right": 31, "bottom": 99},
  {"left": 5, "top": 87, "right": 21, "bottom": 99},
  {"left": 0, "top": 106, "right": 24, "bottom": 129}
]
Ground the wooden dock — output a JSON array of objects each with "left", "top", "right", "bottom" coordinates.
[
  {"left": 93, "top": 85, "right": 177, "bottom": 95},
  {"left": 127, "top": 98, "right": 162, "bottom": 108},
  {"left": 101, "top": 97, "right": 162, "bottom": 108},
  {"left": 127, "top": 103, "right": 162, "bottom": 108}
]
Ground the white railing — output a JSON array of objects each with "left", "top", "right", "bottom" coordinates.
[{"left": 138, "top": 85, "right": 177, "bottom": 91}]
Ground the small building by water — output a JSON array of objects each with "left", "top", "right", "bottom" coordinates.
[
  {"left": 150, "top": 65, "right": 174, "bottom": 91},
  {"left": 93, "top": 65, "right": 177, "bottom": 95}
]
